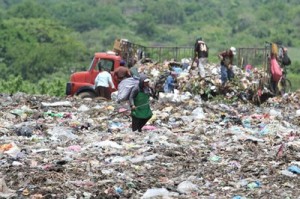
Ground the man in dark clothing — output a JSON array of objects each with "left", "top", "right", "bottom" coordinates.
[
  {"left": 194, "top": 37, "right": 209, "bottom": 78},
  {"left": 113, "top": 60, "right": 131, "bottom": 83},
  {"left": 128, "top": 75, "right": 153, "bottom": 132},
  {"left": 218, "top": 46, "right": 236, "bottom": 86}
]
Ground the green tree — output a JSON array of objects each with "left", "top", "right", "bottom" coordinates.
[
  {"left": 43, "top": 1, "right": 125, "bottom": 32},
  {"left": 145, "top": 0, "right": 185, "bottom": 25},
  {"left": 134, "top": 13, "right": 158, "bottom": 38},
  {"left": 0, "top": 18, "right": 86, "bottom": 82},
  {"left": 7, "top": 0, "right": 50, "bottom": 19}
]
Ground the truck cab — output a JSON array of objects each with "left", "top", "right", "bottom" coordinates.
[{"left": 66, "top": 51, "right": 121, "bottom": 98}]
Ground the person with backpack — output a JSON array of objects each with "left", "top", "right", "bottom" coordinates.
[
  {"left": 218, "top": 46, "right": 236, "bottom": 86},
  {"left": 128, "top": 75, "right": 153, "bottom": 132},
  {"left": 94, "top": 63, "right": 115, "bottom": 100},
  {"left": 194, "top": 37, "right": 209, "bottom": 78}
]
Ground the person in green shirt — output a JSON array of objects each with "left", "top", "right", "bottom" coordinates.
[{"left": 128, "top": 75, "right": 153, "bottom": 132}]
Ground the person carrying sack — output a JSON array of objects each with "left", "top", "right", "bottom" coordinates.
[{"left": 128, "top": 75, "right": 153, "bottom": 132}]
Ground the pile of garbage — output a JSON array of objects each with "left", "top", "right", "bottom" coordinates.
[
  {"left": 0, "top": 88, "right": 300, "bottom": 198},
  {"left": 137, "top": 58, "right": 274, "bottom": 104}
]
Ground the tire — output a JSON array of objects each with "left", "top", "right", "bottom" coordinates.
[
  {"left": 77, "top": 91, "right": 96, "bottom": 99},
  {"left": 278, "top": 78, "right": 292, "bottom": 95}
]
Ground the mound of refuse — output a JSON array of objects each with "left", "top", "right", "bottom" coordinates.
[{"left": 0, "top": 88, "right": 300, "bottom": 198}]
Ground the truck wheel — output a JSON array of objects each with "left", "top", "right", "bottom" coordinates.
[{"left": 77, "top": 91, "right": 96, "bottom": 99}]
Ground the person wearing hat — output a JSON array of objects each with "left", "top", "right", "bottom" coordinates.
[
  {"left": 218, "top": 46, "right": 236, "bottom": 86},
  {"left": 128, "top": 74, "right": 153, "bottom": 132},
  {"left": 194, "top": 37, "right": 209, "bottom": 78}
]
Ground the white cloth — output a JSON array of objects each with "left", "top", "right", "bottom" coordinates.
[{"left": 95, "top": 71, "right": 115, "bottom": 88}]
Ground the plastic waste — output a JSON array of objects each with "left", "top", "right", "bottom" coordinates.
[
  {"left": 281, "top": 170, "right": 297, "bottom": 177},
  {"left": 232, "top": 196, "right": 247, "bottom": 199},
  {"left": 191, "top": 107, "right": 205, "bottom": 120},
  {"left": 0, "top": 178, "right": 16, "bottom": 198},
  {"left": 209, "top": 155, "right": 221, "bottom": 162},
  {"left": 141, "top": 188, "right": 170, "bottom": 199},
  {"left": 78, "top": 104, "right": 90, "bottom": 112},
  {"left": 41, "top": 101, "right": 72, "bottom": 107},
  {"left": 177, "top": 181, "right": 198, "bottom": 193},
  {"left": 67, "top": 145, "right": 81, "bottom": 152},
  {"left": 108, "top": 121, "right": 126, "bottom": 130},
  {"left": 247, "top": 181, "right": 261, "bottom": 189},
  {"left": 269, "top": 109, "right": 282, "bottom": 118},
  {"left": 93, "top": 141, "right": 123, "bottom": 149},
  {"left": 0, "top": 143, "right": 13, "bottom": 152},
  {"left": 3, "top": 142, "right": 21, "bottom": 159},
  {"left": 16, "top": 126, "right": 33, "bottom": 137},
  {"left": 48, "top": 126, "right": 78, "bottom": 141},
  {"left": 142, "top": 125, "right": 157, "bottom": 131},
  {"left": 44, "top": 111, "right": 64, "bottom": 118},
  {"left": 114, "top": 187, "right": 123, "bottom": 195},
  {"left": 130, "top": 154, "right": 158, "bottom": 163},
  {"left": 242, "top": 119, "right": 252, "bottom": 128},
  {"left": 296, "top": 109, "right": 300, "bottom": 117},
  {"left": 105, "top": 156, "right": 127, "bottom": 164},
  {"left": 287, "top": 165, "right": 300, "bottom": 174}
]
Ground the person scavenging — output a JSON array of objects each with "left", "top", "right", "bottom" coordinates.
[
  {"left": 218, "top": 46, "right": 236, "bottom": 86},
  {"left": 94, "top": 62, "right": 115, "bottom": 100},
  {"left": 113, "top": 60, "right": 131, "bottom": 83},
  {"left": 164, "top": 71, "right": 177, "bottom": 93},
  {"left": 128, "top": 75, "right": 153, "bottom": 132},
  {"left": 194, "top": 37, "right": 209, "bottom": 78}
]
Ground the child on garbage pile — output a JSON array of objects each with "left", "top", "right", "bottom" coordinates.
[
  {"left": 164, "top": 71, "right": 177, "bottom": 93},
  {"left": 128, "top": 75, "right": 153, "bottom": 132}
]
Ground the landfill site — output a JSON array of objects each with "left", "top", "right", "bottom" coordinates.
[{"left": 1, "top": 60, "right": 300, "bottom": 199}]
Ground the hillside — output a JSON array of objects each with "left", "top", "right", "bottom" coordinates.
[{"left": 0, "top": 0, "right": 299, "bottom": 95}]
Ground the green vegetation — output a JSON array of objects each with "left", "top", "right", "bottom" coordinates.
[{"left": 0, "top": 0, "right": 299, "bottom": 96}]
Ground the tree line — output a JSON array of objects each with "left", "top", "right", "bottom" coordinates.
[{"left": 0, "top": 0, "right": 299, "bottom": 96}]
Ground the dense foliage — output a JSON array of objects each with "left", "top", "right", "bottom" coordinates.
[{"left": 0, "top": 0, "right": 299, "bottom": 96}]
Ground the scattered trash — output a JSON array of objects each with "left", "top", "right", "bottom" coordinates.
[
  {"left": 16, "top": 126, "right": 33, "bottom": 137},
  {"left": 141, "top": 188, "right": 170, "bottom": 198},
  {"left": 0, "top": 70, "right": 300, "bottom": 197},
  {"left": 288, "top": 165, "right": 300, "bottom": 174},
  {"left": 177, "top": 181, "right": 198, "bottom": 194},
  {"left": 247, "top": 181, "right": 261, "bottom": 190},
  {"left": 0, "top": 178, "right": 16, "bottom": 198}
]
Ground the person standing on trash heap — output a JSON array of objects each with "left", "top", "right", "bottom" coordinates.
[
  {"left": 194, "top": 37, "right": 209, "bottom": 78},
  {"left": 94, "top": 64, "right": 115, "bottom": 100},
  {"left": 128, "top": 75, "right": 153, "bottom": 132},
  {"left": 164, "top": 71, "right": 177, "bottom": 93},
  {"left": 113, "top": 60, "right": 131, "bottom": 83},
  {"left": 218, "top": 46, "right": 236, "bottom": 86}
]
